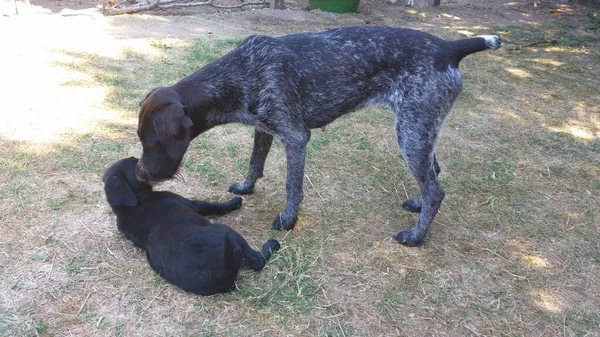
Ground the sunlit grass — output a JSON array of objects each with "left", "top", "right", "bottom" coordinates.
[{"left": 1, "top": 4, "right": 600, "bottom": 337}]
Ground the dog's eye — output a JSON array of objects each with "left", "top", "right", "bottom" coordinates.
[{"left": 146, "top": 142, "right": 160, "bottom": 149}]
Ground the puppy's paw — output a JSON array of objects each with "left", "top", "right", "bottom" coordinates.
[
  {"left": 228, "top": 181, "right": 254, "bottom": 195},
  {"left": 394, "top": 227, "right": 426, "bottom": 247},
  {"left": 229, "top": 196, "right": 243, "bottom": 210},
  {"left": 401, "top": 199, "right": 422, "bottom": 213},
  {"left": 270, "top": 213, "right": 297, "bottom": 231},
  {"left": 264, "top": 239, "right": 281, "bottom": 253}
]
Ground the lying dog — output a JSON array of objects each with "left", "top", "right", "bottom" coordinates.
[
  {"left": 103, "top": 157, "right": 280, "bottom": 295},
  {"left": 135, "top": 26, "right": 502, "bottom": 246}
]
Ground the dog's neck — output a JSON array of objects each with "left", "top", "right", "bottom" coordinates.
[{"left": 174, "top": 63, "right": 250, "bottom": 138}]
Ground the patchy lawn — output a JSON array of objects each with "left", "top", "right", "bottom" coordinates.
[{"left": 1, "top": 1, "right": 599, "bottom": 336}]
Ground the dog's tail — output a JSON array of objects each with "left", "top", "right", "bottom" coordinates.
[{"left": 442, "top": 35, "right": 502, "bottom": 68}]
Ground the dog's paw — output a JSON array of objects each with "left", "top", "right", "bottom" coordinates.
[
  {"left": 270, "top": 213, "right": 298, "bottom": 231},
  {"left": 263, "top": 239, "right": 281, "bottom": 253},
  {"left": 394, "top": 228, "right": 426, "bottom": 247},
  {"left": 229, "top": 196, "right": 243, "bottom": 209},
  {"left": 228, "top": 181, "right": 254, "bottom": 195},
  {"left": 401, "top": 199, "right": 422, "bottom": 213}
]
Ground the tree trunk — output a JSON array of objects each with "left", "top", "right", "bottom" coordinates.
[{"left": 432, "top": 0, "right": 440, "bottom": 6}]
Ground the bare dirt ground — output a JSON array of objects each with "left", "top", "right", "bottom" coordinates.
[{"left": 1, "top": 0, "right": 599, "bottom": 336}]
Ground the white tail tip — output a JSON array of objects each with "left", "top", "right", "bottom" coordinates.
[{"left": 480, "top": 35, "right": 502, "bottom": 50}]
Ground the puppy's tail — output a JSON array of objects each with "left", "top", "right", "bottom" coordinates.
[
  {"left": 227, "top": 230, "right": 280, "bottom": 271},
  {"left": 441, "top": 35, "right": 502, "bottom": 68}
]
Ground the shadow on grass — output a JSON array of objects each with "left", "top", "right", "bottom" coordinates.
[{"left": 2, "top": 23, "right": 599, "bottom": 335}]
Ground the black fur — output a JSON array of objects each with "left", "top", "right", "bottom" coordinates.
[{"left": 103, "top": 157, "right": 280, "bottom": 295}]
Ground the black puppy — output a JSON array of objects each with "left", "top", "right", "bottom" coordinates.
[{"left": 103, "top": 157, "right": 280, "bottom": 296}]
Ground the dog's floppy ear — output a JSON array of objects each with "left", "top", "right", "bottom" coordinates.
[
  {"left": 152, "top": 103, "right": 194, "bottom": 160},
  {"left": 104, "top": 175, "right": 138, "bottom": 207},
  {"left": 140, "top": 87, "right": 160, "bottom": 107}
]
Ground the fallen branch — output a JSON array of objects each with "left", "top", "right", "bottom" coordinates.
[
  {"left": 212, "top": 0, "right": 268, "bottom": 8},
  {"left": 104, "top": 0, "right": 160, "bottom": 15},
  {"left": 506, "top": 39, "right": 558, "bottom": 50},
  {"left": 157, "top": 0, "right": 211, "bottom": 9},
  {"left": 103, "top": 0, "right": 269, "bottom": 15}
]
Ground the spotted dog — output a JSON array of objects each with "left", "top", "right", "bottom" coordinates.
[{"left": 135, "top": 26, "right": 502, "bottom": 246}]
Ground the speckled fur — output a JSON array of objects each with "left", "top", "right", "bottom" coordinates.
[{"left": 137, "top": 26, "right": 501, "bottom": 246}]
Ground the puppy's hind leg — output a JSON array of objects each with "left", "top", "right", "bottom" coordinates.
[
  {"left": 229, "top": 129, "right": 274, "bottom": 195},
  {"left": 227, "top": 229, "right": 280, "bottom": 271}
]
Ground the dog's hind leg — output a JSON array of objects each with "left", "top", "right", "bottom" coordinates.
[
  {"left": 401, "top": 153, "right": 441, "bottom": 213},
  {"left": 227, "top": 229, "right": 280, "bottom": 271},
  {"left": 393, "top": 117, "right": 446, "bottom": 246},
  {"left": 229, "top": 129, "right": 274, "bottom": 195}
]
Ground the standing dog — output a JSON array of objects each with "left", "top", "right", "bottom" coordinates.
[
  {"left": 103, "top": 157, "right": 280, "bottom": 295},
  {"left": 135, "top": 26, "right": 502, "bottom": 246}
]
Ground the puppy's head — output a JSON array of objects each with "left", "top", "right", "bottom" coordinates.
[
  {"left": 136, "top": 87, "right": 194, "bottom": 184},
  {"left": 103, "top": 157, "right": 151, "bottom": 207}
]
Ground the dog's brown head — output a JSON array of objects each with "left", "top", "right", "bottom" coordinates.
[
  {"left": 136, "top": 87, "right": 194, "bottom": 184},
  {"left": 103, "top": 157, "right": 151, "bottom": 207}
]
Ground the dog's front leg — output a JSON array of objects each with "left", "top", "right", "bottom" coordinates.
[
  {"left": 229, "top": 129, "right": 274, "bottom": 195},
  {"left": 271, "top": 132, "right": 310, "bottom": 231}
]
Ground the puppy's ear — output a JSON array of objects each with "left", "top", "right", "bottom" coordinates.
[
  {"left": 104, "top": 175, "right": 138, "bottom": 207},
  {"left": 152, "top": 103, "right": 194, "bottom": 160}
]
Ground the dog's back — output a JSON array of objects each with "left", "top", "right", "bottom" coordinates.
[{"left": 226, "top": 26, "right": 500, "bottom": 128}]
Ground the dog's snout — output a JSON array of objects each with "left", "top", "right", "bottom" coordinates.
[{"left": 135, "top": 163, "right": 147, "bottom": 183}]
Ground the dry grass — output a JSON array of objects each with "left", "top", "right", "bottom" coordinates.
[{"left": 1, "top": 1, "right": 600, "bottom": 336}]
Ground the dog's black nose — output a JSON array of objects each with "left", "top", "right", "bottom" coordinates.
[{"left": 135, "top": 165, "right": 147, "bottom": 183}]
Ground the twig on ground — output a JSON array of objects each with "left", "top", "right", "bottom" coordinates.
[
  {"left": 468, "top": 243, "right": 511, "bottom": 262},
  {"left": 103, "top": 242, "right": 116, "bottom": 257},
  {"left": 79, "top": 219, "right": 96, "bottom": 238},
  {"left": 464, "top": 324, "right": 483, "bottom": 336},
  {"left": 77, "top": 292, "right": 95, "bottom": 315},
  {"left": 399, "top": 179, "right": 410, "bottom": 200},
  {"left": 305, "top": 174, "right": 325, "bottom": 202},
  {"left": 506, "top": 40, "right": 558, "bottom": 50},
  {"left": 139, "top": 287, "right": 167, "bottom": 316}
]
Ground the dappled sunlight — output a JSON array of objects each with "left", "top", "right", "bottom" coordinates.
[
  {"left": 545, "top": 125, "right": 599, "bottom": 141},
  {"left": 505, "top": 67, "right": 533, "bottom": 79},
  {"left": 544, "top": 46, "right": 590, "bottom": 54},
  {"left": 544, "top": 102, "right": 600, "bottom": 141},
  {"left": 517, "top": 253, "right": 551, "bottom": 269},
  {"left": 530, "top": 58, "right": 565, "bottom": 67},
  {"left": 490, "top": 106, "right": 523, "bottom": 122},
  {"left": 456, "top": 30, "right": 475, "bottom": 37},
  {"left": 440, "top": 13, "right": 461, "bottom": 20},
  {"left": 444, "top": 25, "right": 494, "bottom": 38},
  {"left": 531, "top": 290, "right": 562, "bottom": 313},
  {"left": 0, "top": 12, "right": 166, "bottom": 149}
]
